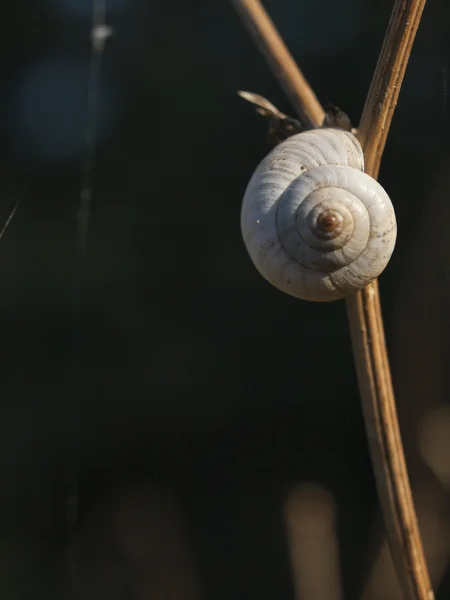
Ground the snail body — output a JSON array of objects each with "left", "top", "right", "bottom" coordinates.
[{"left": 241, "top": 128, "right": 397, "bottom": 302}]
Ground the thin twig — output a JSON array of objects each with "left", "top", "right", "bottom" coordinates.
[
  {"left": 230, "top": 0, "right": 324, "bottom": 129},
  {"left": 231, "top": 0, "right": 433, "bottom": 599},
  {"left": 0, "top": 202, "right": 19, "bottom": 241},
  {"left": 238, "top": 90, "right": 304, "bottom": 144}
]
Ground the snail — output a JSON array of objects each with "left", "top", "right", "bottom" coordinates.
[{"left": 240, "top": 128, "right": 397, "bottom": 302}]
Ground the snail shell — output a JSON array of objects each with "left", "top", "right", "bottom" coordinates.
[{"left": 240, "top": 128, "right": 397, "bottom": 302}]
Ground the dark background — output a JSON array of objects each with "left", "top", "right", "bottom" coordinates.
[{"left": 0, "top": 0, "right": 449, "bottom": 598}]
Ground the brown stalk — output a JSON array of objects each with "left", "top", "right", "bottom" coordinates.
[
  {"left": 358, "top": 0, "right": 427, "bottom": 178},
  {"left": 231, "top": 0, "right": 433, "bottom": 599},
  {"left": 347, "top": 2, "right": 431, "bottom": 599}
]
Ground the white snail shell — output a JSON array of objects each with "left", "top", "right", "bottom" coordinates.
[{"left": 240, "top": 128, "right": 397, "bottom": 302}]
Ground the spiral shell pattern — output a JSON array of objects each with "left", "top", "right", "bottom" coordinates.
[{"left": 240, "top": 128, "right": 397, "bottom": 302}]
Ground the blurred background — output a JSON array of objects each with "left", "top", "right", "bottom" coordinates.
[{"left": 0, "top": 0, "right": 449, "bottom": 598}]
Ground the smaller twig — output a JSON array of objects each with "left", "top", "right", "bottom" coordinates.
[
  {"left": 238, "top": 91, "right": 355, "bottom": 142},
  {"left": 238, "top": 90, "right": 290, "bottom": 120},
  {"left": 230, "top": 0, "right": 324, "bottom": 129},
  {"left": 238, "top": 90, "right": 303, "bottom": 144},
  {"left": 0, "top": 202, "right": 19, "bottom": 241}
]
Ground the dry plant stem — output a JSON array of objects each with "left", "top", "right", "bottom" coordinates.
[
  {"left": 230, "top": 0, "right": 324, "bottom": 129},
  {"left": 348, "top": 1, "right": 432, "bottom": 599},
  {"left": 346, "top": 285, "right": 433, "bottom": 600},
  {"left": 232, "top": 0, "right": 433, "bottom": 599},
  {"left": 358, "top": 0, "right": 428, "bottom": 178}
]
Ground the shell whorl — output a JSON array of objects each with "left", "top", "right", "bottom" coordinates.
[{"left": 240, "top": 128, "right": 397, "bottom": 302}]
